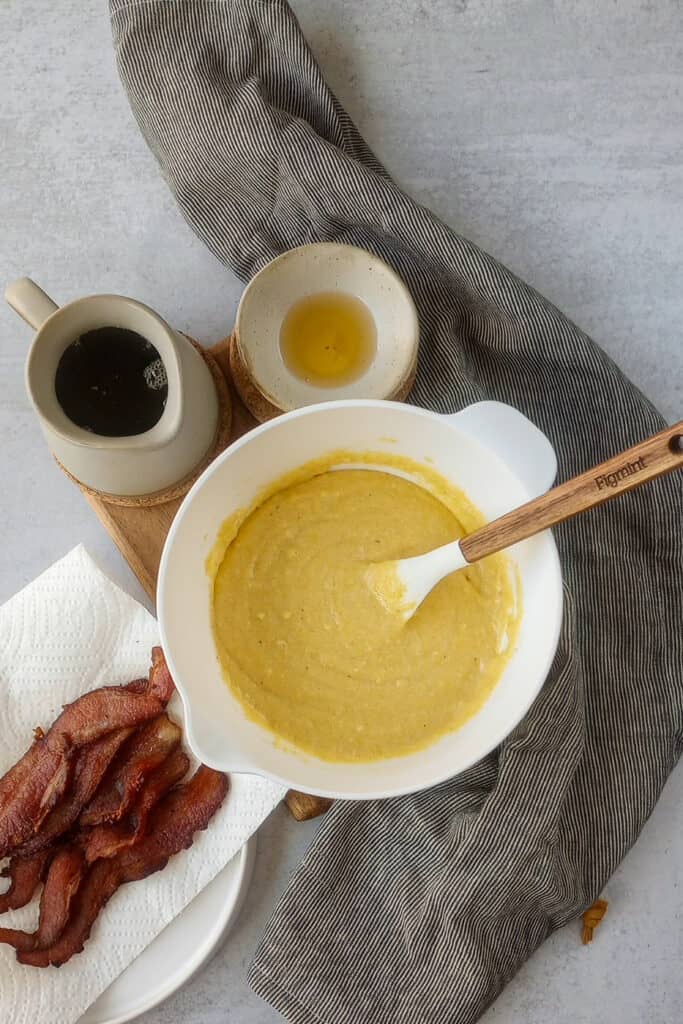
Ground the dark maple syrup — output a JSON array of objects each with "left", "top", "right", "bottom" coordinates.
[{"left": 55, "top": 327, "right": 168, "bottom": 436}]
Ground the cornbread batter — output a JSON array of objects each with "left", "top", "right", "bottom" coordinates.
[{"left": 209, "top": 453, "right": 519, "bottom": 762}]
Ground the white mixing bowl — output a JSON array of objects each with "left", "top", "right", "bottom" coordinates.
[{"left": 158, "top": 399, "right": 563, "bottom": 800}]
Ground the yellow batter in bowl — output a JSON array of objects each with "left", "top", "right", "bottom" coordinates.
[{"left": 209, "top": 452, "right": 520, "bottom": 762}]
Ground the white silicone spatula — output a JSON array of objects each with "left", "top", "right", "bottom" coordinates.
[{"left": 367, "top": 419, "right": 683, "bottom": 621}]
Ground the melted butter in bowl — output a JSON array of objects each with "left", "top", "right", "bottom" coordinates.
[
  {"left": 279, "top": 292, "right": 377, "bottom": 388},
  {"left": 208, "top": 453, "right": 520, "bottom": 763}
]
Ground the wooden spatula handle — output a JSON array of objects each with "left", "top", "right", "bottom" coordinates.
[{"left": 460, "top": 420, "right": 683, "bottom": 564}]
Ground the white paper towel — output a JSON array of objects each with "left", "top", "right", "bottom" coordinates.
[{"left": 0, "top": 545, "right": 285, "bottom": 1024}]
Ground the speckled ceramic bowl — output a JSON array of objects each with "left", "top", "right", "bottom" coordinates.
[{"left": 232, "top": 243, "right": 419, "bottom": 420}]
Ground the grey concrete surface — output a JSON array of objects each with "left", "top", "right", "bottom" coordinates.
[{"left": 1, "top": 2, "right": 681, "bottom": 1022}]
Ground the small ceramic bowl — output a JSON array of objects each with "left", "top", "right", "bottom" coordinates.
[{"left": 231, "top": 243, "right": 419, "bottom": 420}]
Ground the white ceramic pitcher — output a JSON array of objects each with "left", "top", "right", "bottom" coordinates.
[{"left": 6, "top": 278, "right": 219, "bottom": 496}]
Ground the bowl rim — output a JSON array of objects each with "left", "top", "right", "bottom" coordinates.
[{"left": 157, "top": 398, "right": 564, "bottom": 799}]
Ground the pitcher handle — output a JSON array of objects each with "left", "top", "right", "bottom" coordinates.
[
  {"left": 6, "top": 277, "right": 59, "bottom": 330},
  {"left": 446, "top": 400, "right": 557, "bottom": 498}
]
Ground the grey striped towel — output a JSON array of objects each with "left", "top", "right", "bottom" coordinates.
[{"left": 110, "top": 2, "right": 682, "bottom": 1021}]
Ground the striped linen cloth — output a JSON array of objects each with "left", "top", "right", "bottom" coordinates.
[{"left": 110, "top": 2, "right": 682, "bottom": 1021}]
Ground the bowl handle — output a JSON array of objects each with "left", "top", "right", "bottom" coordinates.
[{"left": 445, "top": 401, "right": 557, "bottom": 498}]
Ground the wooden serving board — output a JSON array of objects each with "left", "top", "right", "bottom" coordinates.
[{"left": 73, "top": 338, "right": 331, "bottom": 823}]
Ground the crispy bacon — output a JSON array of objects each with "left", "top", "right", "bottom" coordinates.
[
  {"left": 36, "top": 848, "right": 85, "bottom": 949},
  {"left": 79, "top": 715, "right": 182, "bottom": 829},
  {"left": 147, "top": 647, "right": 175, "bottom": 704},
  {"left": 18, "top": 858, "right": 119, "bottom": 968},
  {"left": 81, "top": 747, "right": 190, "bottom": 864},
  {"left": 0, "top": 737, "right": 74, "bottom": 860},
  {"left": 0, "top": 652, "right": 175, "bottom": 859},
  {"left": 18, "top": 767, "right": 229, "bottom": 967},
  {"left": 47, "top": 686, "right": 166, "bottom": 749},
  {"left": 116, "top": 767, "right": 229, "bottom": 880},
  {"left": 0, "top": 847, "right": 85, "bottom": 953},
  {"left": 15, "top": 729, "right": 134, "bottom": 859},
  {"left": 0, "top": 850, "right": 51, "bottom": 914},
  {"left": 0, "top": 652, "right": 173, "bottom": 818},
  {"left": 0, "top": 742, "right": 42, "bottom": 817}
]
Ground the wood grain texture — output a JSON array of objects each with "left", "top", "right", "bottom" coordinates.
[
  {"left": 229, "top": 330, "right": 417, "bottom": 423},
  {"left": 83, "top": 493, "right": 176, "bottom": 600},
  {"left": 284, "top": 791, "right": 334, "bottom": 821},
  {"left": 70, "top": 338, "right": 330, "bottom": 822},
  {"left": 461, "top": 420, "right": 683, "bottom": 564}
]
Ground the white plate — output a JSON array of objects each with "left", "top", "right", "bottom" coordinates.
[{"left": 78, "top": 836, "right": 257, "bottom": 1024}]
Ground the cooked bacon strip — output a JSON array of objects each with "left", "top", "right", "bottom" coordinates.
[
  {"left": 19, "top": 859, "right": 119, "bottom": 967},
  {"left": 0, "top": 847, "right": 85, "bottom": 952},
  {"left": 46, "top": 685, "right": 167, "bottom": 749},
  {"left": 81, "top": 748, "right": 190, "bottom": 864},
  {"left": 117, "top": 767, "right": 229, "bottom": 881},
  {"left": 0, "top": 662, "right": 174, "bottom": 858},
  {"left": 15, "top": 729, "right": 134, "bottom": 859},
  {"left": 0, "top": 651, "right": 170, "bottom": 801},
  {"left": 0, "top": 850, "right": 51, "bottom": 914},
  {"left": 79, "top": 715, "right": 182, "bottom": 829},
  {"left": 0, "top": 736, "right": 75, "bottom": 860},
  {"left": 147, "top": 647, "right": 175, "bottom": 703},
  {"left": 0, "top": 744, "right": 40, "bottom": 817},
  {"left": 19, "top": 766, "right": 229, "bottom": 967},
  {"left": 0, "top": 655, "right": 172, "bottom": 815},
  {"left": 36, "top": 848, "right": 85, "bottom": 948}
]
